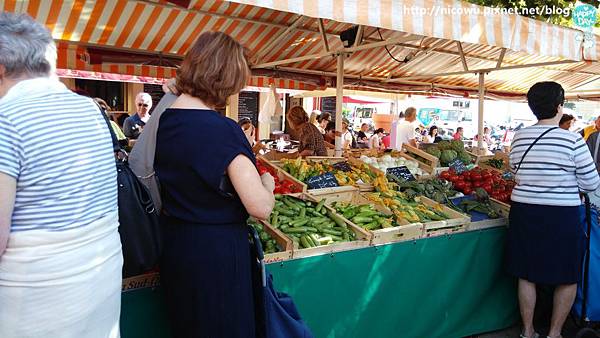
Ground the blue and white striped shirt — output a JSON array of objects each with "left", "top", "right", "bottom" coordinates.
[
  {"left": 0, "top": 78, "right": 117, "bottom": 232},
  {"left": 510, "top": 125, "right": 600, "bottom": 206}
]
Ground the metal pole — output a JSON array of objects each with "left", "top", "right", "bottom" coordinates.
[
  {"left": 335, "top": 53, "right": 344, "bottom": 157},
  {"left": 477, "top": 72, "right": 485, "bottom": 153}
]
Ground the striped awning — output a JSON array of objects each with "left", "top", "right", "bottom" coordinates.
[
  {"left": 225, "top": 0, "right": 596, "bottom": 62},
  {"left": 2, "top": 0, "right": 600, "bottom": 96}
]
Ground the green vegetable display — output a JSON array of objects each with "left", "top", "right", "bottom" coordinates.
[
  {"left": 390, "top": 177, "right": 459, "bottom": 204},
  {"left": 269, "top": 195, "right": 358, "bottom": 249},
  {"left": 330, "top": 202, "right": 396, "bottom": 230},
  {"left": 485, "top": 158, "right": 505, "bottom": 169},
  {"left": 440, "top": 150, "right": 458, "bottom": 166},
  {"left": 248, "top": 218, "right": 281, "bottom": 254},
  {"left": 425, "top": 146, "right": 441, "bottom": 158},
  {"left": 456, "top": 188, "right": 499, "bottom": 219}
]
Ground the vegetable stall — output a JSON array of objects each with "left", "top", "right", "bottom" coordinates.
[{"left": 120, "top": 151, "right": 518, "bottom": 338}]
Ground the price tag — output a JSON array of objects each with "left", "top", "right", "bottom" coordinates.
[
  {"left": 332, "top": 161, "right": 352, "bottom": 172},
  {"left": 386, "top": 166, "right": 415, "bottom": 181},
  {"left": 306, "top": 172, "right": 339, "bottom": 189},
  {"left": 449, "top": 159, "right": 467, "bottom": 174}
]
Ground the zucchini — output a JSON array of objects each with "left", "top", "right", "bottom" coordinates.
[
  {"left": 352, "top": 216, "right": 374, "bottom": 224},
  {"left": 321, "top": 228, "right": 343, "bottom": 236},
  {"left": 315, "top": 199, "right": 326, "bottom": 213},
  {"left": 300, "top": 235, "right": 313, "bottom": 248}
]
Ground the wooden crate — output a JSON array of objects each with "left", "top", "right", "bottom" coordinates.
[
  {"left": 272, "top": 157, "right": 376, "bottom": 193},
  {"left": 257, "top": 156, "right": 307, "bottom": 193},
  {"left": 417, "top": 196, "right": 471, "bottom": 237},
  {"left": 355, "top": 151, "right": 432, "bottom": 179},
  {"left": 344, "top": 148, "right": 381, "bottom": 158},
  {"left": 476, "top": 152, "right": 510, "bottom": 173},
  {"left": 258, "top": 219, "right": 294, "bottom": 263},
  {"left": 262, "top": 149, "right": 300, "bottom": 161},
  {"left": 309, "top": 189, "right": 424, "bottom": 245},
  {"left": 466, "top": 198, "right": 510, "bottom": 231},
  {"left": 271, "top": 194, "right": 371, "bottom": 259},
  {"left": 402, "top": 144, "right": 439, "bottom": 173}
]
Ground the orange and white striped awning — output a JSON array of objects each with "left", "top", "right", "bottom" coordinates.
[
  {"left": 226, "top": 0, "right": 596, "bottom": 61},
  {"left": 2, "top": 0, "right": 600, "bottom": 96}
]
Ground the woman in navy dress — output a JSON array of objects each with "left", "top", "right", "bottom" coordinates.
[{"left": 155, "top": 32, "right": 275, "bottom": 338}]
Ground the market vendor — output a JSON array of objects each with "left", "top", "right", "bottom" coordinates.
[
  {"left": 123, "top": 92, "right": 152, "bottom": 139},
  {"left": 581, "top": 115, "right": 600, "bottom": 141},
  {"left": 287, "top": 106, "right": 327, "bottom": 157},
  {"left": 154, "top": 31, "right": 275, "bottom": 338},
  {"left": 507, "top": 81, "right": 600, "bottom": 338}
]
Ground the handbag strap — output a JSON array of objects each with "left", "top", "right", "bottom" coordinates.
[
  {"left": 594, "top": 132, "right": 600, "bottom": 164},
  {"left": 515, "top": 127, "right": 558, "bottom": 174}
]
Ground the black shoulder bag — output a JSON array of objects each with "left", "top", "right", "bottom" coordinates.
[
  {"left": 98, "top": 106, "right": 162, "bottom": 278},
  {"left": 515, "top": 127, "right": 558, "bottom": 174}
]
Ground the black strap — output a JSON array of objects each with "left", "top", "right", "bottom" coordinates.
[
  {"left": 94, "top": 101, "right": 122, "bottom": 153},
  {"left": 515, "top": 127, "right": 558, "bottom": 174}
]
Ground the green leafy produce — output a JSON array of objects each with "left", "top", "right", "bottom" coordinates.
[
  {"left": 457, "top": 150, "right": 472, "bottom": 165},
  {"left": 270, "top": 195, "right": 357, "bottom": 249},
  {"left": 437, "top": 140, "right": 451, "bottom": 151},
  {"left": 248, "top": 218, "right": 281, "bottom": 254},
  {"left": 440, "top": 150, "right": 458, "bottom": 166},
  {"left": 425, "top": 146, "right": 441, "bottom": 158},
  {"left": 392, "top": 178, "right": 458, "bottom": 203},
  {"left": 456, "top": 189, "right": 499, "bottom": 219},
  {"left": 485, "top": 158, "right": 505, "bottom": 169},
  {"left": 450, "top": 139, "right": 465, "bottom": 152},
  {"left": 330, "top": 202, "right": 396, "bottom": 230}
]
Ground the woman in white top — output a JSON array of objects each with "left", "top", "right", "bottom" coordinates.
[
  {"left": 506, "top": 82, "right": 600, "bottom": 338},
  {"left": 369, "top": 128, "right": 385, "bottom": 150},
  {"left": 0, "top": 13, "right": 122, "bottom": 338},
  {"left": 424, "top": 125, "right": 441, "bottom": 143}
]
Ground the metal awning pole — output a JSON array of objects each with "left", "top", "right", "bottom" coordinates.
[
  {"left": 477, "top": 72, "right": 485, "bottom": 153},
  {"left": 335, "top": 53, "right": 344, "bottom": 157}
]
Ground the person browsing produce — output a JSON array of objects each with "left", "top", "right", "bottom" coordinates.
[
  {"left": 391, "top": 107, "right": 418, "bottom": 150},
  {"left": 356, "top": 123, "right": 369, "bottom": 148},
  {"left": 559, "top": 113, "right": 575, "bottom": 131},
  {"left": 287, "top": 106, "right": 327, "bottom": 157},
  {"left": 369, "top": 128, "right": 385, "bottom": 150},
  {"left": 506, "top": 82, "right": 600, "bottom": 338},
  {"left": 154, "top": 31, "right": 275, "bottom": 338}
]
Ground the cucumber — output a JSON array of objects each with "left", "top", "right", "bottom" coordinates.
[
  {"left": 310, "top": 234, "right": 321, "bottom": 247},
  {"left": 275, "top": 206, "right": 295, "bottom": 217},
  {"left": 321, "top": 228, "right": 343, "bottom": 236},
  {"left": 300, "top": 235, "right": 313, "bottom": 248},
  {"left": 284, "top": 227, "right": 307, "bottom": 234},
  {"left": 327, "top": 211, "right": 347, "bottom": 227},
  {"left": 290, "top": 219, "right": 309, "bottom": 227},
  {"left": 299, "top": 208, "right": 306, "bottom": 218},
  {"left": 271, "top": 214, "right": 279, "bottom": 228},
  {"left": 352, "top": 216, "right": 374, "bottom": 224},
  {"left": 283, "top": 198, "right": 300, "bottom": 211},
  {"left": 315, "top": 199, "right": 326, "bottom": 213}
]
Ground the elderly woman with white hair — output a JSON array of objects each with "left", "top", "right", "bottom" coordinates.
[
  {"left": 123, "top": 92, "right": 153, "bottom": 139},
  {"left": 0, "top": 13, "right": 122, "bottom": 338}
]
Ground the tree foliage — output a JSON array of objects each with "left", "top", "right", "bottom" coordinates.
[{"left": 465, "top": 0, "right": 600, "bottom": 28}]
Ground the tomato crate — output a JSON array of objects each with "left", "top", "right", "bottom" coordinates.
[
  {"left": 447, "top": 196, "right": 510, "bottom": 231},
  {"left": 257, "top": 156, "right": 307, "bottom": 193},
  {"left": 309, "top": 188, "right": 423, "bottom": 245},
  {"left": 417, "top": 197, "right": 470, "bottom": 238},
  {"left": 267, "top": 194, "right": 371, "bottom": 259}
]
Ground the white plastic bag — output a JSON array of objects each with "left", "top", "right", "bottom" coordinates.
[{"left": 258, "top": 84, "right": 283, "bottom": 123}]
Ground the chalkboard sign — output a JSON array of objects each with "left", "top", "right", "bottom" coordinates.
[
  {"left": 332, "top": 161, "right": 352, "bottom": 172},
  {"left": 321, "top": 96, "right": 336, "bottom": 120},
  {"left": 386, "top": 166, "right": 415, "bottom": 181},
  {"left": 307, "top": 172, "right": 339, "bottom": 189},
  {"left": 143, "top": 84, "right": 164, "bottom": 114},
  {"left": 238, "top": 91, "right": 259, "bottom": 126},
  {"left": 449, "top": 159, "right": 467, "bottom": 174}
]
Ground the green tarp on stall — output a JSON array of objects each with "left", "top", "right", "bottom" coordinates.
[{"left": 121, "top": 227, "right": 517, "bottom": 338}]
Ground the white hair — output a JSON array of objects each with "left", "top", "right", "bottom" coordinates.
[
  {"left": 135, "top": 92, "right": 152, "bottom": 107},
  {"left": 0, "top": 12, "right": 55, "bottom": 78}
]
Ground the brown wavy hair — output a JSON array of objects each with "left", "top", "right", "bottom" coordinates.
[
  {"left": 287, "top": 106, "right": 309, "bottom": 129},
  {"left": 175, "top": 32, "right": 250, "bottom": 109}
]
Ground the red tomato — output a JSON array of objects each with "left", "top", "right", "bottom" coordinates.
[
  {"left": 454, "top": 181, "right": 466, "bottom": 191},
  {"left": 482, "top": 184, "right": 493, "bottom": 193},
  {"left": 473, "top": 181, "right": 483, "bottom": 188},
  {"left": 470, "top": 172, "right": 482, "bottom": 182},
  {"left": 282, "top": 180, "right": 293, "bottom": 188},
  {"left": 463, "top": 187, "right": 473, "bottom": 195},
  {"left": 440, "top": 171, "right": 450, "bottom": 180},
  {"left": 280, "top": 187, "right": 292, "bottom": 194}
]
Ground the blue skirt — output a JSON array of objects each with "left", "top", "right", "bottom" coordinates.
[
  {"left": 506, "top": 202, "right": 586, "bottom": 285},
  {"left": 159, "top": 217, "right": 256, "bottom": 338}
]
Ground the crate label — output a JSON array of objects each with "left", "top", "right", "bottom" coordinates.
[
  {"left": 386, "top": 166, "right": 415, "bottom": 181},
  {"left": 307, "top": 172, "right": 339, "bottom": 189},
  {"left": 449, "top": 159, "right": 467, "bottom": 174},
  {"left": 332, "top": 161, "right": 352, "bottom": 172}
]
